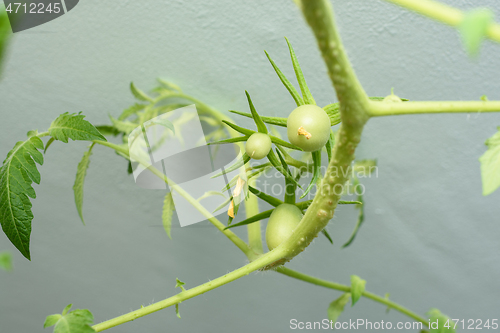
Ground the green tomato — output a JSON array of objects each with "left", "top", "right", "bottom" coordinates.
[
  {"left": 265, "top": 203, "right": 303, "bottom": 251},
  {"left": 245, "top": 133, "right": 272, "bottom": 160},
  {"left": 287, "top": 105, "right": 331, "bottom": 152}
]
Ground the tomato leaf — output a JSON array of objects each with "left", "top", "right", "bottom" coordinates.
[
  {"left": 43, "top": 304, "right": 95, "bottom": 333},
  {"left": 479, "top": 127, "right": 500, "bottom": 195},
  {"left": 459, "top": 8, "right": 494, "bottom": 57},
  {"left": 162, "top": 192, "right": 175, "bottom": 239},
  {"left": 0, "top": 133, "right": 44, "bottom": 260},
  {"left": 350, "top": 275, "right": 366, "bottom": 306},
  {"left": 327, "top": 293, "right": 351, "bottom": 325},
  {"left": 73, "top": 144, "right": 95, "bottom": 225},
  {"left": 264, "top": 50, "right": 304, "bottom": 106},
  {"left": 49, "top": 112, "right": 107, "bottom": 143},
  {"left": 0, "top": 251, "right": 12, "bottom": 271}
]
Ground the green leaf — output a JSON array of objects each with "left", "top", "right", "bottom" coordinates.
[
  {"left": 44, "top": 304, "right": 95, "bottom": 333},
  {"left": 300, "top": 150, "right": 322, "bottom": 199},
  {"left": 321, "top": 229, "right": 333, "bottom": 244},
  {"left": 342, "top": 178, "right": 365, "bottom": 248},
  {"left": 73, "top": 144, "right": 95, "bottom": 225},
  {"left": 479, "top": 127, "right": 500, "bottom": 195},
  {"left": 109, "top": 116, "right": 138, "bottom": 135},
  {"left": 175, "top": 278, "right": 186, "bottom": 291},
  {"left": 267, "top": 150, "right": 302, "bottom": 189},
  {"left": 44, "top": 137, "right": 56, "bottom": 154},
  {"left": 427, "top": 308, "right": 456, "bottom": 333},
  {"left": 245, "top": 91, "right": 268, "bottom": 134},
  {"left": 130, "top": 82, "right": 153, "bottom": 102},
  {"left": 248, "top": 186, "right": 283, "bottom": 207},
  {"left": 285, "top": 37, "right": 315, "bottom": 105},
  {"left": 224, "top": 208, "right": 274, "bottom": 230},
  {"left": 118, "top": 103, "right": 146, "bottom": 121},
  {"left": 0, "top": 251, "right": 12, "bottom": 271},
  {"left": 350, "top": 275, "right": 366, "bottom": 306},
  {"left": 94, "top": 125, "right": 120, "bottom": 137},
  {"left": 149, "top": 118, "right": 175, "bottom": 134},
  {"left": 323, "top": 104, "right": 341, "bottom": 126},
  {"left": 264, "top": 50, "right": 304, "bottom": 106},
  {"left": 229, "top": 110, "right": 288, "bottom": 127},
  {"left": 0, "top": 134, "right": 44, "bottom": 260},
  {"left": 459, "top": 8, "right": 494, "bottom": 57},
  {"left": 162, "top": 192, "right": 175, "bottom": 239},
  {"left": 49, "top": 112, "right": 107, "bottom": 143},
  {"left": 327, "top": 293, "right": 350, "bottom": 325},
  {"left": 325, "top": 130, "right": 335, "bottom": 162}
]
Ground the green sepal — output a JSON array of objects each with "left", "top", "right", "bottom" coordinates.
[
  {"left": 229, "top": 110, "right": 287, "bottom": 127},
  {"left": 223, "top": 208, "right": 274, "bottom": 230},
  {"left": 342, "top": 178, "right": 365, "bottom": 248},
  {"left": 267, "top": 150, "right": 302, "bottom": 189},
  {"left": 207, "top": 136, "right": 248, "bottom": 145},
  {"left": 270, "top": 135, "right": 302, "bottom": 151},
  {"left": 245, "top": 91, "right": 268, "bottom": 134},
  {"left": 276, "top": 149, "right": 296, "bottom": 204},
  {"left": 248, "top": 186, "right": 283, "bottom": 207},
  {"left": 325, "top": 130, "right": 335, "bottom": 162},
  {"left": 323, "top": 103, "right": 341, "bottom": 126},
  {"left": 321, "top": 228, "right": 333, "bottom": 244},
  {"left": 285, "top": 37, "right": 315, "bottom": 105},
  {"left": 211, "top": 152, "right": 250, "bottom": 178},
  {"left": 221, "top": 120, "right": 254, "bottom": 136},
  {"left": 300, "top": 150, "right": 322, "bottom": 199},
  {"left": 264, "top": 50, "right": 304, "bottom": 106}
]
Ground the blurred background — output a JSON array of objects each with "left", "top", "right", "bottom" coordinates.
[{"left": 1, "top": 0, "right": 499, "bottom": 332}]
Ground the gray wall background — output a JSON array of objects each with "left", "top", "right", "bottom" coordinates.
[{"left": 1, "top": 0, "right": 500, "bottom": 332}]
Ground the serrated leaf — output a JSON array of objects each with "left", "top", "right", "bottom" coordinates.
[
  {"left": 479, "top": 128, "right": 500, "bottom": 195},
  {"left": 459, "top": 8, "right": 494, "bottom": 57},
  {"left": 162, "top": 192, "right": 175, "bottom": 239},
  {"left": 0, "top": 251, "right": 12, "bottom": 271},
  {"left": 49, "top": 112, "right": 107, "bottom": 143},
  {"left": 327, "top": 293, "right": 350, "bottom": 325},
  {"left": 118, "top": 103, "right": 147, "bottom": 121},
  {"left": 0, "top": 134, "right": 44, "bottom": 260},
  {"left": 44, "top": 304, "right": 95, "bottom": 333},
  {"left": 264, "top": 50, "right": 304, "bottom": 106},
  {"left": 248, "top": 186, "right": 283, "bottom": 207},
  {"left": 73, "top": 144, "right": 95, "bottom": 225},
  {"left": 224, "top": 208, "right": 274, "bottom": 230},
  {"left": 285, "top": 37, "right": 315, "bottom": 105},
  {"left": 245, "top": 91, "right": 268, "bottom": 134},
  {"left": 427, "top": 308, "right": 456, "bottom": 333},
  {"left": 130, "top": 82, "right": 153, "bottom": 102},
  {"left": 350, "top": 275, "right": 366, "bottom": 306}
]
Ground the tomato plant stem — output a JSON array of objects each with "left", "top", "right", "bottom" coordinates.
[{"left": 368, "top": 100, "right": 500, "bottom": 117}]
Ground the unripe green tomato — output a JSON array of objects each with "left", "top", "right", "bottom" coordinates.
[
  {"left": 287, "top": 105, "right": 331, "bottom": 152},
  {"left": 245, "top": 133, "right": 272, "bottom": 160},
  {"left": 382, "top": 94, "right": 402, "bottom": 103},
  {"left": 265, "top": 203, "right": 303, "bottom": 251}
]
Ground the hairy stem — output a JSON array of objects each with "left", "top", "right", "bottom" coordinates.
[
  {"left": 368, "top": 100, "right": 500, "bottom": 117},
  {"left": 92, "top": 250, "right": 284, "bottom": 332},
  {"left": 276, "top": 267, "right": 428, "bottom": 326},
  {"left": 384, "top": 0, "right": 500, "bottom": 43}
]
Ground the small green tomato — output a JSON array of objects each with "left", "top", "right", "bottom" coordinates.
[
  {"left": 245, "top": 133, "right": 272, "bottom": 160},
  {"left": 287, "top": 105, "right": 331, "bottom": 152},
  {"left": 265, "top": 203, "right": 303, "bottom": 251}
]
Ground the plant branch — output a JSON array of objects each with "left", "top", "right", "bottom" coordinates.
[
  {"left": 384, "top": 0, "right": 500, "bottom": 43},
  {"left": 368, "top": 100, "right": 500, "bottom": 117},
  {"left": 276, "top": 267, "right": 429, "bottom": 327},
  {"left": 92, "top": 250, "right": 284, "bottom": 332}
]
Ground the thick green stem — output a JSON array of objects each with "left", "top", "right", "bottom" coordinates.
[
  {"left": 276, "top": 267, "right": 428, "bottom": 327},
  {"left": 384, "top": 0, "right": 500, "bottom": 43},
  {"left": 369, "top": 100, "right": 500, "bottom": 117},
  {"left": 92, "top": 249, "right": 284, "bottom": 332},
  {"left": 273, "top": 0, "right": 369, "bottom": 261}
]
